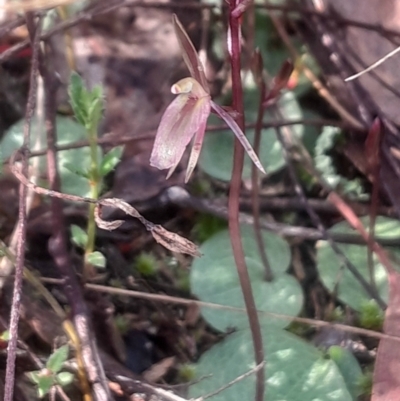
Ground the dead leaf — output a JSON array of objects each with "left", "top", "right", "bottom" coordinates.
[
  {"left": 151, "top": 225, "right": 201, "bottom": 257},
  {"left": 96, "top": 198, "right": 200, "bottom": 257}
]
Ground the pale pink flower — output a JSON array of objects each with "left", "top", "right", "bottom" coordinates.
[
  {"left": 150, "top": 77, "right": 211, "bottom": 182},
  {"left": 150, "top": 15, "right": 265, "bottom": 182}
]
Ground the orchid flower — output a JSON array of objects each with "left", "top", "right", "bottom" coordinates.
[
  {"left": 150, "top": 15, "right": 265, "bottom": 183},
  {"left": 150, "top": 77, "right": 211, "bottom": 182}
]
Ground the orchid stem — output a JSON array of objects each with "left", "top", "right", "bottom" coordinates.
[{"left": 227, "top": 3, "right": 265, "bottom": 401}]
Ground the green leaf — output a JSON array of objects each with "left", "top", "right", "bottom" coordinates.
[
  {"left": 69, "top": 73, "right": 104, "bottom": 132},
  {"left": 87, "top": 95, "right": 103, "bottom": 132},
  {"left": 87, "top": 251, "right": 106, "bottom": 268},
  {"left": 328, "top": 346, "right": 363, "bottom": 400},
  {"left": 314, "top": 126, "right": 367, "bottom": 198},
  {"left": 0, "top": 330, "right": 10, "bottom": 341},
  {"left": 69, "top": 72, "right": 89, "bottom": 126},
  {"left": 190, "top": 225, "right": 302, "bottom": 331},
  {"left": 199, "top": 91, "right": 303, "bottom": 181},
  {"left": 71, "top": 225, "right": 88, "bottom": 249},
  {"left": 189, "top": 325, "right": 352, "bottom": 401},
  {"left": 28, "top": 371, "right": 41, "bottom": 384},
  {"left": 316, "top": 216, "right": 400, "bottom": 311},
  {"left": 37, "top": 376, "right": 55, "bottom": 398},
  {"left": 99, "top": 146, "right": 124, "bottom": 177},
  {"left": 1, "top": 116, "right": 101, "bottom": 197},
  {"left": 56, "top": 371, "right": 74, "bottom": 387},
  {"left": 46, "top": 345, "right": 69, "bottom": 373},
  {"left": 63, "top": 162, "right": 89, "bottom": 179}
]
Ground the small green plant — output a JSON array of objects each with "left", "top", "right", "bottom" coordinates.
[
  {"left": 0, "top": 330, "right": 9, "bottom": 341},
  {"left": 177, "top": 364, "right": 196, "bottom": 382},
  {"left": 314, "top": 126, "right": 367, "bottom": 199},
  {"left": 68, "top": 72, "right": 123, "bottom": 278},
  {"left": 28, "top": 345, "right": 74, "bottom": 398},
  {"left": 357, "top": 369, "right": 373, "bottom": 398},
  {"left": 0, "top": 330, "right": 9, "bottom": 349},
  {"left": 359, "top": 300, "right": 384, "bottom": 330},
  {"left": 134, "top": 252, "right": 159, "bottom": 276}
]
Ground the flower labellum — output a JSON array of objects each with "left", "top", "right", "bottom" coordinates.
[{"left": 150, "top": 77, "right": 211, "bottom": 182}]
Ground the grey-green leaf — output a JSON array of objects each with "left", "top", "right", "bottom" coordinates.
[
  {"left": 99, "top": 146, "right": 124, "bottom": 177},
  {"left": 87, "top": 251, "right": 106, "bottom": 268},
  {"left": 189, "top": 325, "right": 353, "bottom": 401},
  {"left": 46, "top": 345, "right": 69, "bottom": 373},
  {"left": 71, "top": 225, "right": 88, "bottom": 249},
  {"left": 316, "top": 216, "right": 400, "bottom": 310},
  {"left": 37, "top": 376, "right": 54, "bottom": 398},
  {"left": 1, "top": 115, "right": 101, "bottom": 197},
  {"left": 28, "top": 371, "right": 41, "bottom": 384},
  {"left": 56, "top": 371, "right": 74, "bottom": 387},
  {"left": 69, "top": 72, "right": 89, "bottom": 126},
  {"left": 63, "top": 162, "right": 89, "bottom": 179},
  {"left": 190, "top": 225, "right": 302, "bottom": 331},
  {"left": 328, "top": 346, "right": 363, "bottom": 400}
]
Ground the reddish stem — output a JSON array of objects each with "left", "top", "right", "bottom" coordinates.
[{"left": 227, "top": 3, "right": 265, "bottom": 401}]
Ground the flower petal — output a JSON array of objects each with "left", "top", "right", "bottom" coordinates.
[
  {"left": 166, "top": 161, "right": 180, "bottom": 180},
  {"left": 211, "top": 101, "right": 266, "bottom": 174},
  {"left": 185, "top": 117, "right": 207, "bottom": 182},
  {"left": 150, "top": 95, "right": 211, "bottom": 172},
  {"left": 150, "top": 94, "right": 194, "bottom": 170},
  {"left": 172, "top": 14, "right": 209, "bottom": 94}
]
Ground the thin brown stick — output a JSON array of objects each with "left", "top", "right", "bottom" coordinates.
[
  {"left": 18, "top": 118, "right": 350, "bottom": 160},
  {"left": 201, "top": 362, "right": 266, "bottom": 401},
  {"left": 10, "top": 156, "right": 199, "bottom": 257},
  {"left": 3, "top": 12, "right": 41, "bottom": 401},
  {"left": 165, "top": 187, "right": 399, "bottom": 245},
  {"left": 38, "top": 279, "right": 400, "bottom": 344}
]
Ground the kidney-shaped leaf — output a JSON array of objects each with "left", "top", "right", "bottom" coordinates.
[
  {"left": 191, "top": 225, "right": 302, "bottom": 331},
  {"left": 1, "top": 116, "right": 101, "bottom": 197},
  {"left": 189, "top": 325, "right": 353, "bottom": 401},
  {"left": 316, "top": 216, "right": 400, "bottom": 311}
]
